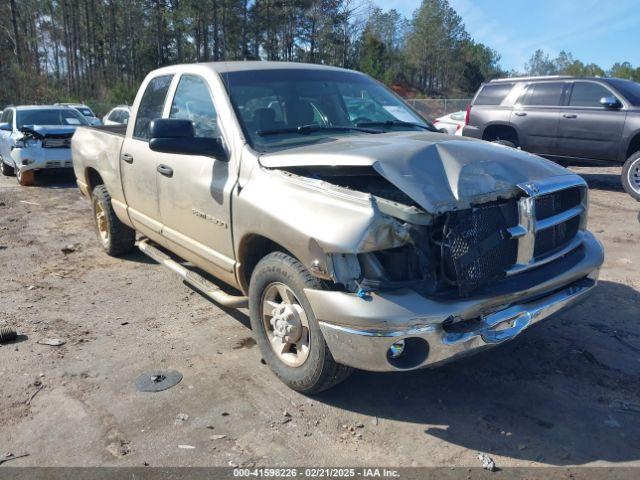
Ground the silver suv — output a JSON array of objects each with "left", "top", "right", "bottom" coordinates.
[{"left": 462, "top": 75, "right": 640, "bottom": 200}]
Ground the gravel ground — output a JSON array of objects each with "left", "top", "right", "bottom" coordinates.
[{"left": 0, "top": 166, "right": 639, "bottom": 468}]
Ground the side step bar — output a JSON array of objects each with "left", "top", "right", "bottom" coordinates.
[{"left": 138, "top": 239, "right": 248, "bottom": 308}]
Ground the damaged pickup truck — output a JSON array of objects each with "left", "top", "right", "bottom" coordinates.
[
  {"left": 71, "top": 62, "right": 604, "bottom": 393},
  {"left": 0, "top": 105, "right": 89, "bottom": 185}
]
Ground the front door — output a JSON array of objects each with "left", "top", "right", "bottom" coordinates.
[
  {"left": 120, "top": 74, "right": 174, "bottom": 233},
  {"left": 556, "top": 81, "right": 627, "bottom": 161},
  {"left": 156, "top": 74, "right": 237, "bottom": 277},
  {"left": 510, "top": 82, "right": 567, "bottom": 155}
]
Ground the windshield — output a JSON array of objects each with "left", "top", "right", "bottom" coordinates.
[
  {"left": 16, "top": 109, "right": 89, "bottom": 128},
  {"left": 223, "top": 68, "right": 434, "bottom": 152},
  {"left": 607, "top": 78, "right": 640, "bottom": 106}
]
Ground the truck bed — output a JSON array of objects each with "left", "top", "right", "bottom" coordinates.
[
  {"left": 85, "top": 124, "right": 128, "bottom": 136},
  {"left": 71, "top": 125, "right": 127, "bottom": 203}
]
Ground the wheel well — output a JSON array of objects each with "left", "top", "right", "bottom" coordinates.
[
  {"left": 483, "top": 124, "right": 519, "bottom": 145},
  {"left": 626, "top": 133, "right": 640, "bottom": 159},
  {"left": 85, "top": 168, "right": 104, "bottom": 196},
  {"left": 238, "top": 234, "right": 292, "bottom": 291}
]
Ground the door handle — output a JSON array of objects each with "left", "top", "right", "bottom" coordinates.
[
  {"left": 121, "top": 153, "right": 134, "bottom": 164},
  {"left": 514, "top": 112, "right": 527, "bottom": 117},
  {"left": 563, "top": 113, "right": 577, "bottom": 119},
  {"left": 157, "top": 164, "right": 173, "bottom": 177}
]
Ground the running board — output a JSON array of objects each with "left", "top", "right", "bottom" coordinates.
[{"left": 138, "top": 239, "right": 248, "bottom": 308}]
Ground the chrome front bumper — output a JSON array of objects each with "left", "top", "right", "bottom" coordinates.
[{"left": 307, "top": 231, "right": 603, "bottom": 372}]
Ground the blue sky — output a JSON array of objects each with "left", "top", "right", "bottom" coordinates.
[{"left": 372, "top": 0, "right": 640, "bottom": 72}]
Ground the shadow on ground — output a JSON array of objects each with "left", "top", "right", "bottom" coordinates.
[
  {"left": 32, "top": 169, "right": 78, "bottom": 189},
  {"left": 315, "top": 280, "right": 640, "bottom": 465},
  {"left": 575, "top": 171, "right": 624, "bottom": 193}
]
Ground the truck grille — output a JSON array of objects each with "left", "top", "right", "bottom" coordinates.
[
  {"left": 42, "top": 138, "right": 71, "bottom": 148},
  {"left": 508, "top": 179, "right": 587, "bottom": 275},
  {"left": 442, "top": 178, "right": 587, "bottom": 295}
]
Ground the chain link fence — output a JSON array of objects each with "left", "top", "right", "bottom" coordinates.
[{"left": 408, "top": 98, "right": 471, "bottom": 121}]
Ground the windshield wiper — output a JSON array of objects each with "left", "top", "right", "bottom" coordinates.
[
  {"left": 355, "top": 120, "right": 434, "bottom": 131},
  {"left": 256, "top": 124, "right": 382, "bottom": 136}
]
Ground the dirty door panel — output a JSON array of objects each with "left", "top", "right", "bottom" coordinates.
[
  {"left": 156, "top": 74, "right": 236, "bottom": 277},
  {"left": 121, "top": 74, "right": 174, "bottom": 232}
]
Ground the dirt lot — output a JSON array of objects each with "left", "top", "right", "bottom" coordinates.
[{"left": 0, "top": 166, "right": 639, "bottom": 468}]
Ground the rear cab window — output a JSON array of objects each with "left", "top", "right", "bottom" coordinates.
[
  {"left": 133, "top": 75, "right": 174, "bottom": 140},
  {"left": 474, "top": 83, "right": 515, "bottom": 106}
]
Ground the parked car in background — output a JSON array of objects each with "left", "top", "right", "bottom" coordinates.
[
  {"left": 55, "top": 102, "right": 102, "bottom": 126},
  {"left": 103, "top": 105, "right": 131, "bottom": 125},
  {"left": 0, "top": 105, "right": 88, "bottom": 185},
  {"left": 71, "top": 62, "right": 602, "bottom": 393},
  {"left": 463, "top": 75, "right": 640, "bottom": 201},
  {"left": 433, "top": 110, "right": 465, "bottom": 135}
]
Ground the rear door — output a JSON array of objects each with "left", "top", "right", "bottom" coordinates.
[
  {"left": 556, "top": 81, "right": 626, "bottom": 161},
  {"left": 156, "top": 73, "right": 236, "bottom": 277},
  {"left": 120, "top": 74, "right": 174, "bottom": 233},
  {"left": 510, "top": 81, "right": 567, "bottom": 155}
]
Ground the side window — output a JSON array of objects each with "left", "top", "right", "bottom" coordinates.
[
  {"left": 520, "top": 82, "right": 564, "bottom": 106},
  {"left": 121, "top": 110, "right": 130, "bottom": 125},
  {"left": 569, "top": 82, "right": 615, "bottom": 107},
  {"left": 2, "top": 109, "right": 13, "bottom": 126},
  {"left": 133, "top": 74, "right": 173, "bottom": 140},
  {"left": 169, "top": 75, "right": 219, "bottom": 138},
  {"left": 474, "top": 83, "right": 514, "bottom": 105}
]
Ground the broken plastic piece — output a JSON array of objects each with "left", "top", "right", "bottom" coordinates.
[{"left": 355, "top": 288, "right": 372, "bottom": 301}]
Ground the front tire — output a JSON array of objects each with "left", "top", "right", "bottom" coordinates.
[
  {"left": 91, "top": 184, "right": 135, "bottom": 256},
  {"left": 622, "top": 151, "right": 640, "bottom": 202},
  {"left": 249, "top": 252, "right": 352, "bottom": 394},
  {"left": 16, "top": 169, "right": 35, "bottom": 186},
  {"left": 1, "top": 160, "right": 15, "bottom": 176}
]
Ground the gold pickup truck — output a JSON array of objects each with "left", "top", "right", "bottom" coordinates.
[{"left": 71, "top": 62, "right": 604, "bottom": 393}]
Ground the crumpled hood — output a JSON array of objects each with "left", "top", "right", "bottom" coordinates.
[
  {"left": 259, "top": 132, "right": 572, "bottom": 213},
  {"left": 20, "top": 125, "right": 77, "bottom": 139}
]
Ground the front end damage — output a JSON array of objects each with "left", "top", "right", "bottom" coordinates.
[
  {"left": 248, "top": 137, "right": 604, "bottom": 372},
  {"left": 11, "top": 126, "right": 75, "bottom": 175}
]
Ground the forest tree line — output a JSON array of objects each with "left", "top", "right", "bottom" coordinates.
[{"left": 1, "top": 0, "right": 638, "bottom": 113}]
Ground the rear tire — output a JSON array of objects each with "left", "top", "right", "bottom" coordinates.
[
  {"left": 91, "top": 184, "right": 136, "bottom": 256},
  {"left": 1, "top": 160, "right": 15, "bottom": 176},
  {"left": 622, "top": 151, "right": 640, "bottom": 202},
  {"left": 16, "top": 169, "right": 35, "bottom": 186},
  {"left": 249, "top": 252, "right": 352, "bottom": 394}
]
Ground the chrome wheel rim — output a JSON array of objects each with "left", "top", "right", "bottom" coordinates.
[
  {"left": 261, "top": 282, "right": 310, "bottom": 368},
  {"left": 95, "top": 202, "right": 109, "bottom": 243},
  {"left": 629, "top": 158, "right": 640, "bottom": 194}
]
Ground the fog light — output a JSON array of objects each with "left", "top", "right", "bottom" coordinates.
[
  {"left": 388, "top": 339, "right": 406, "bottom": 359},
  {"left": 21, "top": 159, "right": 33, "bottom": 165}
]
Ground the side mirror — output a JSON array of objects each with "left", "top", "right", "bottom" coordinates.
[
  {"left": 600, "top": 96, "right": 622, "bottom": 109},
  {"left": 148, "top": 118, "right": 227, "bottom": 160},
  {"left": 0, "top": 123, "right": 11, "bottom": 132}
]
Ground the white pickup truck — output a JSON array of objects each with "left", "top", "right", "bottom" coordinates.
[{"left": 71, "top": 62, "right": 604, "bottom": 393}]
